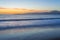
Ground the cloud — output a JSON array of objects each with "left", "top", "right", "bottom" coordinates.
[
  {"left": 0, "top": 7, "right": 48, "bottom": 14},
  {"left": 0, "top": 7, "right": 6, "bottom": 9}
]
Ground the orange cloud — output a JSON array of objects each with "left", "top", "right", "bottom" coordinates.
[{"left": 0, "top": 7, "right": 48, "bottom": 14}]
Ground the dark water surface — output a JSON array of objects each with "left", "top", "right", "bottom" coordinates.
[{"left": 0, "top": 14, "right": 60, "bottom": 40}]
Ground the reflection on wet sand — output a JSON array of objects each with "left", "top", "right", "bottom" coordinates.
[{"left": 0, "top": 28, "right": 60, "bottom": 40}]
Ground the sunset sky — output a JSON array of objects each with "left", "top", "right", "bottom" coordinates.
[{"left": 0, "top": 0, "right": 60, "bottom": 14}]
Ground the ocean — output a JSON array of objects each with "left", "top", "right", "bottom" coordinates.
[{"left": 0, "top": 14, "right": 60, "bottom": 40}]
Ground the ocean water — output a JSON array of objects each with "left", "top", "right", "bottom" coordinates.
[{"left": 0, "top": 14, "right": 60, "bottom": 40}]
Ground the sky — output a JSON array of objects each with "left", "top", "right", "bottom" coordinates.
[{"left": 0, "top": 0, "right": 60, "bottom": 14}]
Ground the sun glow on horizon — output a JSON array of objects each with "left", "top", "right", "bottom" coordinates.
[{"left": 0, "top": 7, "right": 48, "bottom": 14}]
